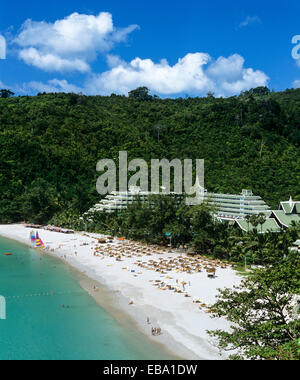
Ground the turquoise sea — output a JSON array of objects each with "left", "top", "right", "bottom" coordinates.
[{"left": 0, "top": 236, "right": 172, "bottom": 360}]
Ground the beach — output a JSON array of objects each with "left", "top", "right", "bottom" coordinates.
[{"left": 0, "top": 224, "right": 242, "bottom": 360}]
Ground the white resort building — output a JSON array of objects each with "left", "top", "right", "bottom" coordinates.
[
  {"left": 203, "top": 189, "right": 270, "bottom": 221},
  {"left": 85, "top": 187, "right": 299, "bottom": 233},
  {"left": 87, "top": 186, "right": 152, "bottom": 214},
  {"left": 86, "top": 186, "right": 271, "bottom": 221}
]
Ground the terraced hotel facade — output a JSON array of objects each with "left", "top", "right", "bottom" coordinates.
[
  {"left": 86, "top": 188, "right": 300, "bottom": 234},
  {"left": 87, "top": 188, "right": 270, "bottom": 219}
]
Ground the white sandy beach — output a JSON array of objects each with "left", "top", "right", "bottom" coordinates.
[{"left": 0, "top": 224, "right": 242, "bottom": 360}]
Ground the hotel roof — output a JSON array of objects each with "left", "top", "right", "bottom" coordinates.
[
  {"left": 279, "top": 200, "right": 300, "bottom": 214},
  {"left": 270, "top": 210, "right": 300, "bottom": 228},
  {"left": 234, "top": 218, "right": 281, "bottom": 233}
]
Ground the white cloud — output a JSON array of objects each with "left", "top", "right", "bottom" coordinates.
[
  {"left": 85, "top": 53, "right": 269, "bottom": 96},
  {"left": 19, "top": 79, "right": 82, "bottom": 94},
  {"left": 239, "top": 16, "right": 261, "bottom": 28},
  {"left": 292, "top": 79, "right": 300, "bottom": 88},
  {"left": 10, "top": 12, "right": 269, "bottom": 96},
  {"left": 19, "top": 48, "right": 90, "bottom": 72},
  {"left": 105, "top": 54, "right": 126, "bottom": 68},
  {"left": 14, "top": 12, "right": 138, "bottom": 72},
  {"left": 207, "top": 54, "right": 244, "bottom": 80}
]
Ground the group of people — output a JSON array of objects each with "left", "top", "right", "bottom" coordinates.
[
  {"left": 147, "top": 317, "right": 162, "bottom": 336},
  {"left": 151, "top": 327, "right": 162, "bottom": 336}
]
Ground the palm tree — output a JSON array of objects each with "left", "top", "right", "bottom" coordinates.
[
  {"left": 250, "top": 215, "right": 259, "bottom": 231},
  {"left": 245, "top": 214, "right": 251, "bottom": 232},
  {"left": 257, "top": 213, "right": 267, "bottom": 234},
  {"left": 153, "top": 124, "right": 164, "bottom": 142}
]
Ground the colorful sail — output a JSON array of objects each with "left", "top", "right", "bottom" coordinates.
[
  {"left": 30, "top": 230, "right": 36, "bottom": 245},
  {"left": 35, "top": 231, "right": 44, "bottom": 249},
  {"left": 35, "top": 239, "right": 44, "bottom": 248},
  {"left": 35, "top": 238, "right": 44, "bottom": 248}
]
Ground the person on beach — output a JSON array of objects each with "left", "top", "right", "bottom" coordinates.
[{"left": 151, "top": 327, "right": 162, "bottom": 336}]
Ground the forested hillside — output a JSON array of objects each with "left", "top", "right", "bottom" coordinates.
[{"left": 0, "top": 86, "right": 299, "bottom": 223}]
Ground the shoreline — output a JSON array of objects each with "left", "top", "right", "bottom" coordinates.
[
  {"left": 72, "top": 267, "right": 190, "bottom": 360},
  {"left": 0, "top": 226, "right": 197, "bottom": 359},
  {"left": 0, "top": 224, "right": 242, "bottom": 360},
  {"left": 53, "top": 255, "right": 194, "bottom": 360}
]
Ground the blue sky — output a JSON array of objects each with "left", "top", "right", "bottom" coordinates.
[{"left": 1, "top": 0, "right": 300, "bottom": 97}]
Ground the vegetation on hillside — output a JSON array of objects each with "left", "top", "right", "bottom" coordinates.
[
  {"left": 0, "top": 86, "right": 299, "bottom": 360},
  {"left": 0, "top": 86, "right": 299, "bottom": 224}
]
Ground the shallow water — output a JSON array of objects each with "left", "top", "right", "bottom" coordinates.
[{"left": 0, "top": 236, "right": 173, "bottom": 360}]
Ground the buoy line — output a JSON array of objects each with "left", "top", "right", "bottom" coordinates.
[{"left": 5, "top": 290, "right": 86, "bottom": 300}]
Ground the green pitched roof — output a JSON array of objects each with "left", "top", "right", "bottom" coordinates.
[
  {"left": 280, "top": 202, "right": 293, "bottom": 214},
  {"left": 234, "top": 218, "right": 281, "bottom": 233},
  {"left": 271, "top": 210, "right": 300, "bottom": 228},
  {"left": 294, "top": 203, "right": 300, "bottom": 214},
  {"left": 280, "top": 201, "right": 300, "bottom": 214}
]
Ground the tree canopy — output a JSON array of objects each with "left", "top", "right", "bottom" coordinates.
[
  {"left": 208, "top": 255, "right": 300, "bottom": 360},
  {"left": 128, "top": 86, "right": 153, "bottom": 101},
  {"left": 0, "top": 87, "right": 299, "bottom": 224},
  {"left": 0, "top": 89, "right": 14, "bottom": 98}
]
